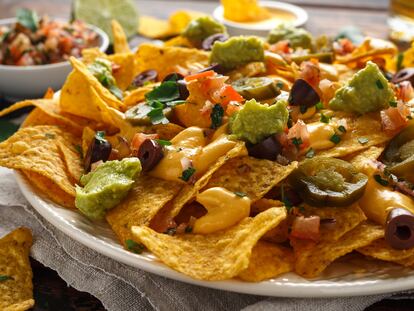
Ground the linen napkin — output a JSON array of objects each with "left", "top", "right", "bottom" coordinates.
[{"left": 0, "top": 167, "right": 411, "bottom": 311}]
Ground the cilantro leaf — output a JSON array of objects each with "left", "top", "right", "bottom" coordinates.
[
  {"left": 358, "top": 137, "right": 369, "bottom": 145},
  {"left": 291, "top": 137, "right": 302, "bottom": 147},
  {"left": 330, "top": 133, "right": 341, "bottom": 144},
  {"left": 166, "top": 100, "right": 186, "bottom": 107},
  {"left": 16, "top": 8, "right": 39, "bottom": 32},
  {"left": 147, "top": 105, "right": 169, "bottom": 125},
  {"left": 338, "top": 125, "right": 347, "bottom": 133},
  {"left": 374, "top": 174, "right": 389, "bottom": 186},
  {"left": 145, "top": 81, "right": 180, "bottom": 103},
  {"left": 280, "top": 184, "right": 293, "bottom": 213},
  {"left": 0, "top": 275, "right": 12, "bottom": 282},
  {"left": 389, "top": 101, "right": 397, "bottom": 107},
  {"left": 305, "top": 148, "right": 315, "bottom": 158},
  {"left": 74, "top": 144, "right": 84, "bottom": 159},
  {"left": 210, "top": 104, "right": 224, "bottom": 129},
  {"left": 315, "top": 102, "right": 324, "bottom": 110},
  {"left": 156, "top": 139, "right": 172, "bottom": 146},
  {"left": 125, "top": 239, "right": 145, "bottom": 254},
  {"left": 320, "top": 113, "right": 330, "bottom": 123},
  {"left": 376, "top": 79, "right": 384, "bottom": 90},
  {"left": 95, "top": 131, "right": 106, "bottom": 143},
  {"left": 180, "top": 167, "right": 196, "bottom": 182}
]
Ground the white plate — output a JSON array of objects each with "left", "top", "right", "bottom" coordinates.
[{"left": 15, "top": 172, "right": 414, "bottom": 297}]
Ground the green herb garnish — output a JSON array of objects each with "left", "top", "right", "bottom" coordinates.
[
  {"left": 95, "top": 131, "right": 106, "bottom": 143},
  {"left": 185, "top": 226, "right": 193, "bottom": 233},
  {"left": 147, "top": 101, "right": 169, "bottom": 125},
  {"left": 374, "top": 174, "right": 389, "bottom": 186},
  {"left": 0, "top": 275, "right": 12, "bottom": 282},
  {"left": 338, "top": 125, "right": 347, "bottom": 133},
  {"left": 330, "top": 133, "right": 341, "bottom": 144},
  {"left": 305, "top": 148, "right": 315, "bottom": 158},
  {"left": 281, "top": 184, "right": 293, "bottom": 213},
  {"left": 156, "top": 139, "right": 172, "bottom": 146},
  {"left": 276, "top": 81, "right": 284, "bottom": 89},
  {"left": 234, "top": 191, "right": 247, "bottom": 197},
  {"left": 315, "top": 102, "right": 324, "bottom": 110},
  {"left": 145, "top": 81, "right": 180, "bottom": 103},
  {"left": 358, "top": 137, "right": 369, "bottom": 145},
  {"left": 125, "top": 239, "right": 145, "bottom": 254},
  {"left": 291, "top": 137, "right": 303, "bottom": 147},
  {"left": 376, "top": 79, "right": 384, "bottom": 90},
  {"left": 389, "top": 101, "right": 398, "bottom": 107},
  {"left": 180, "top": 167, "right": 196, "bottom": 182},
  {"left": 320, "top": 113, "right": 330, "bottom": 123},
  {"left": 16, "top": 8, "right": 39, "bottom": 32},
  {"left": 88, "top": 58, "right": 123, "bottom": 100},
  {"left": 45, "top": 133, "right": 55, "bottom": 139},
  {"left": 210, "top": 104, "right": 224, "bottom": 129},
  {"left": 74, "top": 144, "right": 83, "bottom": 159}
]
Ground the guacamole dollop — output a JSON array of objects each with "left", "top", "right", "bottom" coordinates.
[
  {"left": 75, "top": 158, "right": 141, "bottom": 220},
  {"left": 230, "top": 99, "right": 289, "bottom": 144},
  {"left": 329, "top": 62, "right": 395, "bottom": 114},
  {"left": 210, "top": 36, "right": 264, "bottom": 70},
  {"left": 182, "top": 16, "right": 226, "bottom": 45},
  {"left": 267, "top": 24, "right": 313, "bottom": 50}
]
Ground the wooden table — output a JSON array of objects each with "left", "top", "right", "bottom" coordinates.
[{"left": 1, "top": 0, "right": 414, "bottom": 310}]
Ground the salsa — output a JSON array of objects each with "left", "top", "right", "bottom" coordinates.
[{"left": 0, "top": 9, "right": 100, "bottom": 66}]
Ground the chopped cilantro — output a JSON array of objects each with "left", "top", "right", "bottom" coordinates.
[
  {"left": 16, "top": 8, "right": 39, "bottom": 32},
  {"left": 330, "top": 133, "right": 341, "bottom": 144},
  {"left": 276, "top": 81, "right": 284, "bottom": 89},
  {"left": 291, "top": 137, "right": 303, "bottom": 147},
  {"left": 95, "top": 131, "right": 106, "bottom": 143},
  {"left": 44, "top": 133, "right": 55, "bottom": 139},
  {"left": 320, "top": 113, "right": 330, "bottom": 123},
  {"left": 376, "top": 79, "right": 384, "bottom": 90},
  {"left": 148, "top": 101, "right": 169, "bottom": 124},
  {"left": 389, "top": 101, "right": 398, "bottom": 107},
  {"left": 210, "top": 104, "right": 224, "bottom": 129},
  {"left": 315, "top": 102, "right": 324, "bottom": 110},
  {"left": 397, "top": 53, "right": 404, "bottom": 71},
  {"left": 338, "top": 125, "right": 347, "bottom": 133},
  {"left": 234, "top": 191, "right": 247, "bottom": 197},
  {"left": 281, "top": 184, "right": 293, "bottom": 213},
  {"left": 185, "top": 226, "right": 193, "bottom": 233},
  {"left": 300, "top": 105, "right": 308, "bottom": 114},
  {"left": 166, "top": 100, "right": 186, "bottom": 107},
  {"left": 374, "top": 174, "right": 389, "bottom": 186},
  {"left": 0, "top": 275, "right": 12, "bottom": 282},
  {"left": 156, "top": 139, "right": 172, "bottom": 146},
  {"left": 305, "top": 148, "right": 315, "bottom": 158},
  {"left": 358, "top": 137, "right": 369, "bottom": 145},
  {"left": 180, "top": 167, "right": 196, "bottom": 182},
  {"left": 145, "top": 81, "right": 180, "bottom": 103},
  {"left": 125, "top": 239, "right": 145, "bottom": 254}
]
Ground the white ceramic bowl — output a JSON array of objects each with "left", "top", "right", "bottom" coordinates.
[
  {"left": 213, "top": 1, "right": 308, "bottom": 37},
  {"left": 0, "top": 18, "right": 109, "bottom": 101}
]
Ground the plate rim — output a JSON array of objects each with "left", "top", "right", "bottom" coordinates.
[{"left": 15, "top": 172, "right": 414, "bottom": 298}]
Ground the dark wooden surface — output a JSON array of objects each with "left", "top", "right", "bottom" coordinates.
[{"left": 2, "top": 0, "right": 414, "bottom": 310}]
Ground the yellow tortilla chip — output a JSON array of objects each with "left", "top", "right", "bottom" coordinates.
[
  {"left": 111, "top": 19, "right": 131, "bottom": 54},
  {"left": 358, "top": 238, "right": 414, "bottom": 263},
  {"left": 123, "top": 83, "right": 157, "bottom": 108},
  {"left": 132, "top": 207, "right": 287, "bottom": 280},
  {"left": 0, "top": 126, "right": 77, "bottom": 199},
  {"left": 169, "top": 10, "right": 206, "bottom": 33},
  {"left": 238, "top": 241, "right": 294, "bottom": 282},
  {"left": 0, "top": 228, "right": 34, "bottom": 311},
  {"left": 317, "top": 113, "right": 391, "bottom": 158},
  {"left": 151, "top": 123, "right": 184, "bottom": 140},
  {"left": 166, "top": 142, "right": 246, "bottom": 220},
  {"left": 292, "top": 222, "right": 384, "bottom": 278},
  {"left": 164, "top": 36, "right": 194, "bottom": 48},
  {"left": 23, "top": 170, "right": 75, "bottom": 209},
  {"left": 81, "top": 127, "right": 96, "bottom": 157},
  {"left": 57, "top": 140, "right": 83, "bottom": 183},
  {"left": 108, "top": 53, "right": 136, "bottom": 91},
  {"left": 138, "top": 15, "right": 173, "bottom": 39},
  {"left": 135, "top": 44, "right": 209, "bottom": 80},
  {"left": 302, "top": 203, "right": 367, "bottom": 242},
  {"left": 81, "top": 47, "right": 106, "bottom": 64},
  {"left": 106, "top": 175, "right": 183, "bottom": 244},
  {"left": 205, "top": 157, "right": 298, "bottom": 202},
  {"left": 346, "top": 145, "right": 385, "bottom": 171}
]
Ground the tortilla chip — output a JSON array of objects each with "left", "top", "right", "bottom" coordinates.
[
  {"left": 81, "top": 47, "right": 107, "bottom": 64},
  {"left": 346, "top": 145, "right": 385, "bottom": 171},
  {"left": 358, "top": 238, "right": 414, "bottom": 263},
  {"left": 238, "top": 241, "right": 294, "bottom": 282},
  {"left": 151, "top": 123, "right": 184, "bottom": 140},
  {"left": 108, "top": 53, "right": 136, "bottom": 91},
  {"left": 23, "top": 170, "right": 75, "bottom": 209},
  {"left": 317, "top": 113, "right": 391, "bottom": 158},
  {"left": 0, "top": 99, "right": 85, "bottom": 137},
  {"left": 57, "top": 140, "right": 83, "bottom": 183},
  {"left": 106, "top": 175, "right": 183, "bottom": 244},
  {"left": 111, "top": 19, "right": 131, "bottom": 54},
  {"left": 166, "top": 142, "right": 246, "bottom": 220},
  {"left": 43, "top": 87, "right": 54, "bottom": 99},
  {"left": 292, "top": 222, "right": 384, "bottom": 278},
  {"left": 205, "top": 157, "right": 298, "bottom": 202},
  {"left": 138, "top": 15, "right": 173, "bottom": 39},
  {"left": 0, "top": 228, "right": 34, "bottom": 311},
  {"left": 164, "top": 36, "right": 194, "bottom": 48},
  {"left": 135, "top": 44, "right": 209, "bottom": 80},
  {"left": 302, "top": 203, "right": 367, "bottom": 242},
  {"left": 0, "top": 126, "right": 77, "bottom": 199},
  {"left": 124, "top": 83, "right": 157, "bottom": 107},
  {"left": 131, "top": 207, "right": 287, "bottom": 280},
  {"left": 81, "top": 127, "right": 96, "bottom": 157},
  {"left": 169, "top": 10, "right": 206, "bottom": 33}
]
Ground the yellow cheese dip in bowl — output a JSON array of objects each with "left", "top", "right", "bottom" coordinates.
[{"left": 213, "top": 1, "right": 308, "bottom": 36}]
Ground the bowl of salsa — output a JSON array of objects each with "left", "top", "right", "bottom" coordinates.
[{"left": 0, "top": 9, "right": 109, "bottom": 100}]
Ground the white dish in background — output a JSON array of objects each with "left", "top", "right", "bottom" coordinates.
[
  {"left": 213, "top": 1, "right": 308, "bottom": 37},
  {"left": 0, "top": 18, "right": 109, "bottom": 101},
  {"left": 15, "top": 171, "right": 414, "bottom": 297}
]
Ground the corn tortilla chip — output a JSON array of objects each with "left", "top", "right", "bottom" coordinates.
[
  {"left": 0, "top": 228, "right": 34, "bottom": 311},
  {"left": 138, "top": 16, "right": 173, "bottom": 39},
  {"left": 135, "top": 44, "right": 209, "bottom": 80},
  {"left": 57, "top": 140, "right": 83, "bottom": 183},
  {"left": 166, "top": 142, "right": 246, "bottom": 220},
  {"left": 164, "top": 36, "right": 194, "bottom": 48},
  {"left": 81, "top": 47, "right": 106, "bottom": 64},
  {"left": 292, "top": 222, "right": 384, "bottom": 278},
  {"left": 205, "top": 157, "right": 298, "bottom": 202},
  {"left": 108, "top": 53, "right": 136, "bottom": 91},
  {"left": 358, "top": 238, "right": 414, "bottom": 262},
  {"left": 0, "top": 126, "right": 77, "bottom": 199},
  {"left": 106, "top": 175, "right": 183, "bottom": 244},
  {"left": 123, "top": 83, "right": 157, "bottom": 108},
  {"left": 169, "top": 10, "right": 206, "bottom": 33},
  {"left": 317, "top": 113, "right": 391, "bottom": 158},
  {"left": 111, "top": 19, "right": 131, "bottom": 54},
  {"left": 132, "top": 207, "right": 287, "bottom": 280},
  {"left": 347, "top": 145, "right": 385, "bottom": 171},
  {"left": 238, "top": 241, "right": 294, "bottom": 282},
  {"left": 151, "top": 123, "right": 184, "bottom": 140}
]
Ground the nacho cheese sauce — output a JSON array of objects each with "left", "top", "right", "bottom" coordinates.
[
  {"left": 193, "top": 187, "right": 251, "bottom": 234},
  {"left": 307, "top": 122, "right": 336, "bottom": 150}
]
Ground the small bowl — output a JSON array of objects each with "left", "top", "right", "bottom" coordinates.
[
  {"left": 0, "top": 18, "right": 109, "bottom": 101},
  {"left": 213, "top": 1, "right": 308, "bottom": 37}
]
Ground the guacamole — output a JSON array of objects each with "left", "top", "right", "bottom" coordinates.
[
  {"left": 88, "top": 57, "right": 123, "bottom": 100},
  {"left": 210, "top": 36, "right": 264, "bottom": 70},
  {"left": 75, "top": 158, "right": 141, "bottom": 220},
  {"left": 182, "top": 16, "right": 226, "bottom": 45},
  {"left": 329, "top": 62, "right": 395, "bottom": 114},
  {"left": 230, "top": 99, "right": 289, "bottom": 144},
  {"left": 267, "top": 24, "right": 313, "bottom": 50}
]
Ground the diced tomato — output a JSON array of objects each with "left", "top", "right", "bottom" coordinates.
[
  {"left": 381, "top": 102, "right": 410, "bottom": 135},
  {"left": 287, "top": 120, "right": 310, "bottom": 149},
  {"left": 397, "top": 81, "right": 414, "bottom": 102},
  {"left": 269, "top": 40, "right": 291, "bottom": 54},
  {"left": 225, "top": 102, "right": 242, "bottom": 116},
  {"left": 15, "top": 53, "right": 34, "bottom": 66},
  {"left": 184, "top": 70, "right": 215, "bottom": 82},
  {"left": 59, "top": 36, "right": 73, "bottom": 54},
  {"left": 215, "top": 85, "right": 244, "bottom": 106},
  {"left": 291, "top": 215, "right": 320, "bottom": 241},
  {"left": 131, "top": 133, "right": 159, "bottom": 153}
]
